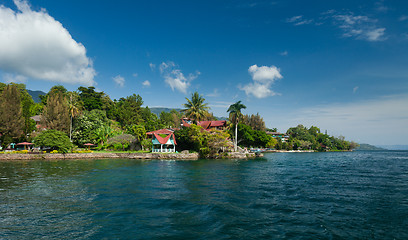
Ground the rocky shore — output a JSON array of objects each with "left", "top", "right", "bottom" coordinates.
[{"left": 0, "top": 152, "right": 258, "bottom": 161}]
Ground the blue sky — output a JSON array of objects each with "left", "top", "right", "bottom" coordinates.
[{"left": 1, "top": 0, "right": 408, "bottom": 145}]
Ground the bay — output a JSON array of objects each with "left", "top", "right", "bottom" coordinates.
[{"left": 1, "top": 151, "right": 407, "bottom": 239}]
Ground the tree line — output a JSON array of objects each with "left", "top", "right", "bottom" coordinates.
[{"left": 0, "top": 83, "right": 358, "bottom": 154}]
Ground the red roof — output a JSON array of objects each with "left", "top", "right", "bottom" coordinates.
[
  {"left": 182, "top": 119, "right": 227, "bottom": 130},
  {"left": 153, "top": 133, "right": 177, "bottom": 145},
  {"left": 181, "top": 119, "right": 191, "bottom": 127},
  {"left": 17, "top": 142, "right": 34, "bottom": 145},
  {"left": 209, "top": 120, "right": 227, "bottom": 127},
  {"left": 146, "top": 129, "right": 174, "bottom": 135}
]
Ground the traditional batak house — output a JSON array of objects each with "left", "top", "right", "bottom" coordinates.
[
  {"left": 181, "top": 118, "right": 227, "bottom": 131},
  {"left": 146, "top": 129, "right": 177, "bottom": 153}
]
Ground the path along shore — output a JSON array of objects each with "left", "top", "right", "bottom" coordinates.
[{"left": 0, "top": 152, "right": 258, "bottom": 161}]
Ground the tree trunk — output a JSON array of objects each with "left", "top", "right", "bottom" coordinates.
[
  {"left": 70, "top": 115, "right": 72, "bottom": 141},
  {"left": 235, "top": 122, "right": 238, "bottom": 152}
]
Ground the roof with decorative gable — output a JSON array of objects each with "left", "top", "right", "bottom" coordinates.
[{"left": 152, "top": 132, "right": 177, "bottom": 145}]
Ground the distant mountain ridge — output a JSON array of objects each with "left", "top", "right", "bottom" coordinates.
[
  {"left": 149, "top": 107, "right": 182, "bottom": 116},
  {"left": 27, "top": 90, "right": 46, "bottom": 103},
  {"left": 149, "top": 107, "right": 228, "bottom": 120},
  {"left": 377, "top": 145, "right": 408, "bottom": 150},
  {"left": 355, "top": 144, "right": 386, "bottom": 151}
]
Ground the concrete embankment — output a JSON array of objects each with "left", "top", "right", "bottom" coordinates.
[{"left": 0, "top": 152, "right": 258, "bottom": 161}]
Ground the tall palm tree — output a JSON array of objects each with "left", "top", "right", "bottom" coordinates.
[
  {"left": 227, "top": 101, "right": 246, "bottom": 152},
  {"left": 182, "top": 92, "right": 210, "bottom": 124},
  {"left": 68, "top": 91, "right": 83, "bottom": 141}
]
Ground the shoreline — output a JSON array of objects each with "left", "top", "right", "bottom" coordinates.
[{"left": 0, "top": 152, "right": 258, "bottom": 161}]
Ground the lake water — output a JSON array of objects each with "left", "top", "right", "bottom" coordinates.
[{"left": 1, "top": 151, "right": 407, "bottom": 239}]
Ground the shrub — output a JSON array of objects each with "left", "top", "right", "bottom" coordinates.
[
  {"left": 104, "top": 134, "right": 140, "bottom": 151},
  {"left": 34, "top": 130, "right": 73, "bottom": 153}
]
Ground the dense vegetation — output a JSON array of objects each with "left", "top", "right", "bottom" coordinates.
[{"left": 0, "top": 83, "right": 358, "bottom": 154}]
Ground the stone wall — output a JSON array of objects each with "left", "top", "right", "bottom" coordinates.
[
  {"left": 0, "top": 152, "right": 199, "bottom": 161},
  {"left": 0, "top": 151, "right": 261, "bottom": 161}
]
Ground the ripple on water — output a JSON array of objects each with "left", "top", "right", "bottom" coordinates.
[{"left": 0, "top": 152, "right": 408, "bottom": 239}]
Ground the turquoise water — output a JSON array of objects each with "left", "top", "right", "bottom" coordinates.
[{"left": 1, "top": 151, "right": 407, "bottom": 239}]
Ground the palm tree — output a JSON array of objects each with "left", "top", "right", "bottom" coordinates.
[
  {"left": 227, "top": 101, "right": 246, "bottom": 152},
  {"left": 68, "top": 91, "right": 83, "bottom": 141},
  {"left": 182, "top": 92, "right": 210, "bottom": 124}
]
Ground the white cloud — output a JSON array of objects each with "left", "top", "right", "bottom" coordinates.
[
  {"left": 207, "top": 88, "right": 219, "bottom": 97},
  {"left": 0, "top": 0, "right": 96, "bottom": 86},
  {"left": 159, "top": 61, "right": 199, "bottom": 94},
  {"left": 142, "top": 80, "right": 150, "bottom": 87},
  {"left": 149, "top": 63, "right": 156, "bottom": 71},
  {"left": 280, "top": 50, "right": 288, "bottom": 56},
  {"left": 286, "top": 15, "right": 313, "bottom": 25},
  {"left": 374, "top": 0, "right": 388, "bottom": 12},
  {"left": 288, "top": 10, "right": 387, "bottom": 42},
  {"left": 331, "top": 12, "right": 386, "bottom": 41},
  {"left": 399, "top": 15, "right": 408, "bottom": 21},
  {"left": 288, "top": 95, "right": 408, "bottom": 145},
  {"left": 113, "top": 75, "right": 125, "bottom": 87},
  {"left": 353, "top": 86, "right": 359, "bottom": 93},
  {"left": 240, "top": 64, "right": 282, "bottom": 98},
  {"left": 132, "top": 73, "right": 138, "bottom": 77},
  {"left": 3, "top": 73, "right": 27, "bottom": 83},
  {"left": 208, "top": 101, "right": 233, "bottom": 109}
]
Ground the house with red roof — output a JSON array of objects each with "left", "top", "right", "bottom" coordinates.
[
  {"left": 181, "top": 118, "right": 227, "bottom": 131},
  {"left": 146, "top": 129, "right": 177, "bottom": 153}
]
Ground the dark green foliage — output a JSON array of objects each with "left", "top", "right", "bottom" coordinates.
[
  {"left": 39, "top": 85, "right": 68, "bottom": 105},
  {"left": 284, "top": 124, "right": 357, "bottom": 151},
  {"left": 78, "top": 86, "right": 105, "bottom": 111},
  {"left": 242, "top": 113, "right": 266, "bottom": 131},
  {"left": 174, "top": 127, "right": 197, "bottom": 152},
  {"left": 1, "top": 83, "right": 37, "bottom": 136},
  {"left": 0, "top": 84, "right": 25, "bottom": 147},
  {"left": 140, "top": 107, "right": 162, "bottom": 132},
  {"left": 105, "top": 134, "right": 139, "bottom": 151},
  {"left": 42, "top": 91, "right": 70, "bottom": 134},
  {"left": 115, "top": 94, "right": 144, "bottom": 127},
  {"left": 234, "top": 123, "right": 272, "bottom": 148},
  {"left": 34, "top": 130, "right": 73, "bottom": 153},
  {"left": 159, "top": 109, "right": 181, "bottom": 128}
]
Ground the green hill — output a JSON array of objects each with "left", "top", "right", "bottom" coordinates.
[
  {"left": 149, "top": 107, "right": 182, "bottom": 116},
  {"left": 27, "top": 90, "right": 46, "bottom": 103},
  {"left": 355, "top": 143, "right": 386, "bottom": 151}
]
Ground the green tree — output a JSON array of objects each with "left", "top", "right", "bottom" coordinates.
[
  {"left": 227, "top": 101, "right": 246, "bottom": 152},
  {"left": 95, "top": 124, "right": 120, "bottom": 146},
  {"left": 182, "top": 92, "right": 210, "bottom": 124},
  {"left": 34, "top": 130, "right": 73, "bottom": 153},
  {"left": 78, "top": 86, "right": 105, "bottom": 111},
  {"left": 140, "top": 107, "right": 162, "bottom": 132},
  {"left": 126, "top": 124, "right": 146, "bottom": 142},
  {"left": 72, "top": 110, "right": 110, "bottom": 145},
  {"left": 115, "top": 94, "right": 144, "bottom": 127},
  {"left": 243, "top": 113, "right": 266, "bottom": 131},
  {"left": 39, "top": 85, "right": 68, "bottom": 105},
  {"left": 68, "top": 91, "right": 83, "bottom": 141},
  {"left": 42, "top": 91, "right": 70, "bottom": 134},
  {"left": 0, "top": 84, "right": 25, "bottom": 147}
]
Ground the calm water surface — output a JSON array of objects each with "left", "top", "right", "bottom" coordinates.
[{"left": 1, "top": 151, "right": 407, "bottom": 239}]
